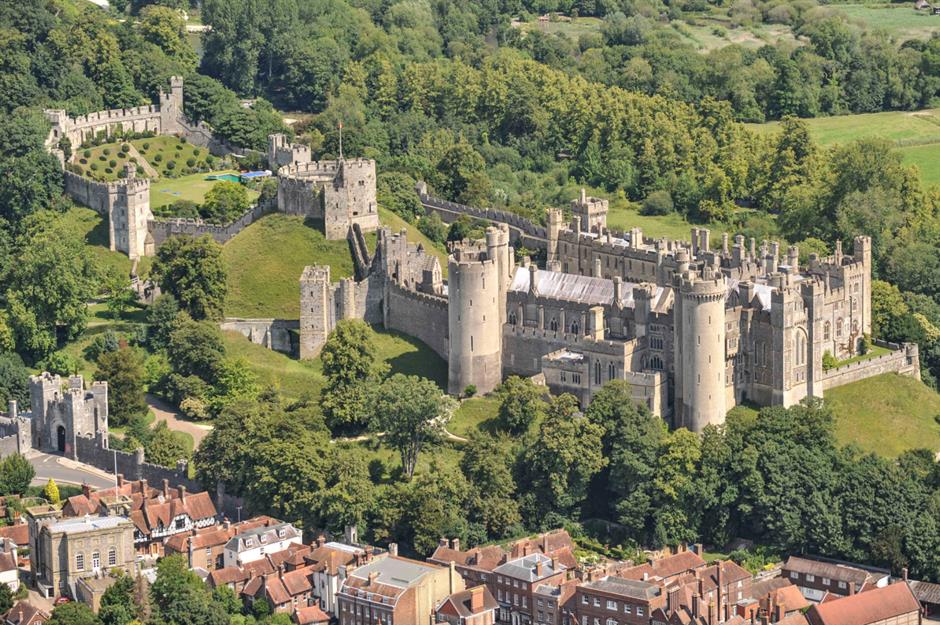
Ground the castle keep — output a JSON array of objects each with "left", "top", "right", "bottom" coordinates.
[{"left": 300, "top": 190, "right": 919, "bottom": 431}]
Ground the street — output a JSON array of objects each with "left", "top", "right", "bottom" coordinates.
[{"left": 26, "top": 451, "right": 116, "bottom": 489}]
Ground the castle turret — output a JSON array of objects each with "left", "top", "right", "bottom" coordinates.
[
  {"left": 674, "top": 266, "right": 727, "bottom": 432},
  {"left": 854, "top": 235, "right": 872, "bottom": 335},
  {"left": 547, "top": 208, "right": 564, "bottom": 265},
  {"left": 300, "top": 266, "right": 334, "bottom": 359},
  {"left": 447, "top": 242, "right": 503, "bottom": 396}
]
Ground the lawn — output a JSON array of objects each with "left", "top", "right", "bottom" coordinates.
[
  {"left": 150, "top": 170, "right": 260, "bottom": 210},
  {"left": 222, "top": 323, "right": 447, "bottom": 399},
  {"left": 748, "top": 108, "right": 940, "bottom": 187},
  {"left": 606, "top": 204, "right": 700, "bottom": 241},
  {"left": 448, "top": 396, "right": 502, "bottom": 437},
  {"left": 72, "top": 143, "right": 138, "bottom": 181},
  {"left": 837, "top": 4, "right": 940, "bottom": 41},
  {"left": 511, "top": 16, "right": 604, "bottom": 38},
  {"left": 59, "top": 206, "right": 151, "bottom": 279},
  {"left": 131, "top": 136, "right": 218, "bottom": 179},
  {"left": 825, "top": 373, "right": 940, "bottom": 457},
  {"left": 60, "top": 303, "right": 150, "bottom": 381},
  {"left": 830, "top": 345, "right": 891, "bottom": 368}
]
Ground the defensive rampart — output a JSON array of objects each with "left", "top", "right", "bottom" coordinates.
[
  {"left": 417, "top": 188, "right": 548, "bottom": 250},
  {"left": 148, "top": 202, "right": 269, "bottom": 246},
  {"left": 384, "top": 282, "right": 449, "bottom": 360},
  {"left": 63, "top": 171, "right": 123, "bottom": 214},
  {"left": 220, "top": 318, "right": 299, "bottom": 355},
  {"left": 819, "top": 341, "right": 920, "bottom": 391}
]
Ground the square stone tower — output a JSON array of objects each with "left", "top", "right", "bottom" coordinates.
[{"left": 299, "top": 266, "right": 335, "bottom": 359}]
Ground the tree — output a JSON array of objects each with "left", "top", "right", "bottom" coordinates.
[
  {"left": 99, "top": 570, "right": 138, "bottom": 625},
  {"left": 48, "top": 602, "right": 102, "bottom": 625},
  {"left": 521, "top": 394, "right": 606, "bottom": 522},
  {"left": 0, "top": 352, "right": 29, "bottom": 407},
  {"left": 320, "top": 320, "right": 380, "bottom": 430},
  {"left": 641, "top": 190, "right": 674, "bottom": 216},
  {"left": 208, "top": 358, "right": 260, "bottom": 415},
  {"left": 95, "top": 348, "right": 148, "bottom": 428},
  {"left": 147, "top": 293, "right": 180, "bottom": 348},
  {"left": 0, "top": 454, "right": 35, "bottom": 496},
  {"left": 201, "top": 181, "right": 249, "bottom": 224},
  {"left": 370, "top": 374, "right": 449, "bottom": 480},
  {"left": 5, "top": 213, "right": 99, "bottom": 357},
  {"left": 461, "top": 432, "right": 521, "bottom": 538},
  {"left": 145, "top": 422, "right": 188, "bottom": 468},
  {"left": 151, "top": 236, "right": 226, "bottom": 321},
  {"left": 43, "top": 478, "right": 60, "bottom": 504},
  {"left": 166, "top": 314, "right": 226, "bottom": 383},
  {"left": 150, "top": 554, "right": 229, "bottom": 625},
  {"left": 496, "top": 376, "right": 546, "bottom": 434},
  {"left": 103, "top": 268, "right": 135, "bottom": 320},
  {"left": 211, "top": 585, "right": 241, "bottom": 616},
  {"left": 315, "top": 448, "right": 375, "bottom": 533},
  {"left": 0, "top": 583, "right": 12, "bottom": 614}
]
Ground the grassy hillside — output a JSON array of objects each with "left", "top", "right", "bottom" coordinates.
[
  {"left": 223, "top": 324, "right": 447, "bottom": 398},
  {"left": 825, "top": 373, "right": 940, "bottom": 457},
  {"left": 222, "top": 214, "right": 370, "bottom": 318},
  {"left": 837, "top": 4, "right": 940, "bottom": 41},
  {"left": 60, "top": 206, "right": 151, "bottom": 278},
  {"left": 748, "top": 109, "right": 940, "bottom": 187}
]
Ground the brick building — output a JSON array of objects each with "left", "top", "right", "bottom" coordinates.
[
  {"left": 805, "top": 582, "right": 921, "bottom": 625},
  {"left": 576, "top": 576, "right": 666, "bottom": 625},
  {"left": 781, "top": 556, "right": 889, "bottom": 602},
  {"left": 436, "top": 586, "right": 498, "bottom": 625}
]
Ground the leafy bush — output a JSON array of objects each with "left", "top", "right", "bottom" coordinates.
[
  {"left": 120, "top": 143, "right": 130, "bottom": 153},
  {"left": 105, "top": 168, "right": 113, "bottom": 174},
  {"left": 90, "top": 162, "right": 99, "bottom": 171},
  {"left": 193, "top": 148, "right": 201, "bottom": 156},
  {"left": 136, "top": 166, "right": 145, "bottom": 175},
  {"left": 109, "top": 159, "right": 117, "bottom": 168},
  {"left": 186, "top": 158, "right": 196, "bottom": 167},
  {"left": 98, "top": 155, "right": 106, "bottom": 161},
  {"left": 642, "top": 190, "right": 675, "bottom": 216},
  {"left": 79, "top": 158, "right": 87, "bottom": 165},
  {"left": 166, "top": 160, "right": 176, "bottom": 171},
  {"left": 153, "top": 153, "right": 163, "bottom": 162},
  {"left": 103, "top": 147, "right": 111, "bottom": 156},
  {"left": 142, "top": 142, "right": 150, "bottom": 150},
  {"left": 822, "top": 350, "right": 837, "bottom": 371},
  {"left": 860, "top": 333, "right": 872, "bottom": 355},
  {"left": 83, "top": 149, "right": 91, "bottom": 158}
]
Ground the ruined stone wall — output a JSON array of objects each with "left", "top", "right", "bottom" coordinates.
[
  {"left": 220, "top": 319, "right": 299, "bottom": 355},
  {"left": 384, "top": 282, "right": 449, "bottom": 361}
]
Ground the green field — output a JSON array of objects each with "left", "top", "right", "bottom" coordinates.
[
  {"left": 749, "top": 108, "right": 940, "bottom": 187},
  {"left": 223, "top": 324, "right": 447, "bottom": 398},
  {"left": 131, "top": 137, "right": 217, "bottom": 179},
  {"left": 512, "top": 15, "right": 604, "bottom": 38},
  {"left": 150, "top": 170, "right": 259, "bottom": 210},
  {"left": 60, "top": 303, "right": 149, "bottom": 380},
  {"left": 671, "top": 18, "right": 799, "bottom": 52},
  {"left": 59, "top": 206, "right": 151, "bottom": 279},
  {"left": 448, "top": 396, "right": 502, "bottom": 437},
  {"left": 606, "top": 205, "right": 700, "bottom": 241},
  {"left": 825, "top": 373, "right": 940, "bottom": 457},
  {"left": 837, "top": 4, "right": 940, "bottom": 41}
]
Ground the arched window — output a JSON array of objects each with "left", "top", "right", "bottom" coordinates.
[
  {"left": 795, "top": 330, "right": 807, "bottom": 366},
  {"left": 824, "top": 322, "right": 831, "bottom": 340},
  {"left": 108, "top": 548, "right": 117, "bottom": 567},
  {"left": 595, "top": 361, "right": 601, "bottom": 385},
  {"left": 92, "top": 551, "right": 100, "bottom": 570},
  {"left": 550, "top": 318, "right": 558, "bottom": 332},
  {"left": 608, "top": 363, "right": 616, "bottom": 381},
  {"left": 836, "top": 318, "right": 843, "bottom": 337},
  {"left": 570, "top": 321, "right": 580, "bottom": 335},
  {"left": 508, "top": 312, "right": 517, "bottom": 325}
]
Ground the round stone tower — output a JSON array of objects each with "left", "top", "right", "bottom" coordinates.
[
  {"left": 675, "top": 264, "right": 727, "bottom": 432},
  {"left": 447, "top": 237, "right": 503, "bottom": 396}
]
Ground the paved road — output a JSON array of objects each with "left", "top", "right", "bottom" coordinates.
[
  {"left": 26, "top": 451, "right": 116, "bottom": 489},
  {"left": 147, "top": 393, "right": 212, "bottom": 447}
]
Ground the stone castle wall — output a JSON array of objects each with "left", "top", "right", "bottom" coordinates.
[
  {"left": 64, "top": 171, "right": 122, "bottom": 214},
  {"left": 220, "top": 318, "right": 299, "bottom": 355},
  {"left": 384, "top": 282, "right": 449, "bottom": 361},
  {"left": 74, "top": 435, "right": 198, "bottom": 491},
  {"left": 148, "top": 201, "right": 270, "bottom": 247},
  {"left": 417, "top": 189, "right": 547, "bottom": 250},
  {"left": 819, "top": 341, "right": 920, "bottom": 391}
]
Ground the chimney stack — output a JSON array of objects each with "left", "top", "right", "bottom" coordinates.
[
  {"left": 449, "top": 561, "right": 457, "bottom": 594},
  {"left": 774, "top": 600, "right": 785, "bottom": 622},
  {"left": 593, "top": 257, "right": 602, "bottom": 278},
  {"left": 452, "top": 538, "right": 460, "bottom": 552},
  {"left": 529, "top": 263, "right": 539, "bottom": 296},
  {"left": 535, "top": 560, "right": 543, "bottom": 578},
  {"left": 470, "top": 586, "right": 484, "bottom": 612},
  {"left": 708, "top": 600, "right": 717, "bottom": 625},
  {"left": 139, "top": 478, "right": 148, "bottom": 495},
  {"left": 163, "top": 479, "right": 169, "bottom": 499},
  {"left": 177, "top": 485, "right": 186, "bottom": 500},
  {"left": 117, "top": 474, "right": 124, "bottom": 487},
  {"left": 692, "top": 593, "right": 701, "bottom": 619},
  {"left": 388, "top": 543, "right": 398, "bottom": 557},
  {"left": 82, "top": 483, "right": 92, "bottom": 498},
  {"left": 903, "top": 567, "right": 909, "bottom": 581}
]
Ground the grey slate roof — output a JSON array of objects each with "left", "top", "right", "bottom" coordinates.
[
  {"left": 350, "top": 556, "right": 439, "bottom": 588},
  {"left": 909, "top": 579, "right": 940, "bottom": 605},
  {"left": 510, "top": 267, "right": 669, "bottom": 309},
  {"left": 493, "top": 553, "right": 564, "bottom": 581},
  {"left": 582, "top": 576, "right": 662, "bottom": 600}
]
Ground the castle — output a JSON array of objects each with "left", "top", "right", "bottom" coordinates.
[
  {"left": 44, "top": 82, "right": 379, "bottom": 261},
  {"left": 299, "top": 189, "right": 920, "bottom": 432}
]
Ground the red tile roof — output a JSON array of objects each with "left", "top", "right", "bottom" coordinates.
[
  {"left": 807, "top": 583, "right": 920, "bottom": 625},
  {"left": 4, "top": 601, "right": 49, "bottom": 625},
  {"left": 622, "top": 551, "right": 707, "bottom": 581},
  {"left": 294, "top": 605, "right": 330, "bottom": 625},
  {"left": 0, "top": 524, "right": 28, "bottom": 547}
]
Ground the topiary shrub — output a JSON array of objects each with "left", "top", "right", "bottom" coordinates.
[
  {"left": 180, "top": 136, "right": 187, "bottom": 143},
  {"left": 136, "top": 166, "right": 145, "bottom": 175},
  {"left": 117, "top": 168, "right": 127, "bottom": 178},
  {"left": 193, "top": 148, "right": 201, "bottom": 156},
  {"left": 121, "top": 143, "right": 130, "bottom": 153},
  {"left": 142, "top": 142, "right": 150, "bottom": 150},
  {"left": 186, "top": 158, "right": 196, "bottom": 167},
  {"left": 90, "top": 163, "right": 99, "bottom": 171},
  {"left": 109, "top": 159, "right": 117, "bottom": 168},
  {"left": 153, "top": 153, "right": 163, "bottom": 162},
  {"left": 166, "top": 160, "right": 176, "bottom": 170},
  {"left": 105, "top": 167, "right": 113, "bottom": 174},
  {"left": 103, "top": 147, "right": 111, "bottom": 156},
  {"left": 79, "top": 158, "right": 87, "bottom": 165},
  {"left": 99, "top": 155, "right": 106, "bottom": 161},
  {"left": 83, "top": 149, "right": 91, "bottom": 158}
]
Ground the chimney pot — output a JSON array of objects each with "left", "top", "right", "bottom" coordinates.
[
  {"left": 178, "top": 485, "right": 186, "bottom": 500},
  {"left": 117, "top": 474, "right": 124, "bottom": 487},
  {"left": 163, "top": 479, "right": 169, "bottom": 498},
  {"left": 388, "top": 543, "right": 398, "bottom": 556},
  {"left": 452, "top": 538, "right": 460, "bottom": 552}
]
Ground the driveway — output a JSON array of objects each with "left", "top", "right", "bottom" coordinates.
[
  {"left": 26, "top": 451, "right": 116, "bottom": 489},
  {"left": 147, "top": 394, "right": 212, "bottom": 447}
]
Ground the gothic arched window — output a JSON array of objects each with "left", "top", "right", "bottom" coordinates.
[
  {"left": 824, "top": 321, "right": 831, "bottom": 340},
  {"left": 550, "top": 318, "right": 558, "bottom": 332},
  {"left": 594, "top": 361, "right": 601, "bottom": 385},
  {"left": 570, "top": 321, "right": 580, "bottom": 335}
]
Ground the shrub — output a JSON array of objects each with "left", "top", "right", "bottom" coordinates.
[
  {"left": 105, "top": 168, "right": 113, "bottom": 174},
  {"left": 83, "top": 149, "right": 91, "bottom": 158},
  {"left": 822, "top": 350, "right": 837, "bottom": 371},
  {"left": 73, "top": 165, "right": 83, "bottom": 175},
  {"left": 142, "top": 142, "right": 150, "bottom": 150},
  {"left": 193, "top": 148, "right": 201, "bottom": 156},
  {"left": 136, "top": 166, "right": 144, "bottom": 175},
  {"left": 641, "top": 190, "right": 675, "bottom": 216},
  {"left": 103, "top": 148, "right": 111, "bottom": 156},
  {"left": 117, "top": 168, "right": 127, "bottom": 178},
  {"left": 463, "top": 384, "right": 477, "bottom": 398},
  {"left": 90, "top": 162, "right": 99, "bottom": 171},
  {"left": 129, "top": 157, "right": 137, "bottom": 164},
  {"left": 153, "top": 153, "right": 163, "bottom": 162},
  {"left": 180, "top": 137, "right": 187, "bottom": 143},
  {"left": 79, "top": 158, "right": 87, "bottom": 165},
  {"left": 186, "top": 158, "right": 196, "bottom": 167},
  {"left": 109, "top": 159, "right": 117, "bottom": 168},
  {"left": 860, "top": 333, "right": 872, "bottom": 355},
  {"left": 120, "top": 143, "right": 131, "bottom": 153},
  {"left": 166, "top": 160, "right": 176, "bottom": 170},
  {"left": 99, "top": 155, "right": 106, "bottom": 161}
]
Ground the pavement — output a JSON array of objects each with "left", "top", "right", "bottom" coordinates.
[
  {"left": 147, "top": 393, "right": 212, "bottom": 447},
  {"left": 26, "top": 450, "right": 116, "bottom": 489}
]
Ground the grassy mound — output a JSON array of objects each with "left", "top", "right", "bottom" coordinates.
[
  {"left": 222, "top": 324, "right": 447, "bottom": 398},
  {"left": 825, "top": 373, "right": 940, "bottom": 457},
  {"left": 59, "top": 207, "right": 151, "bottom": 279},
  {"left": 131, "top": 137, "right": 216, "bottom": 179}
]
